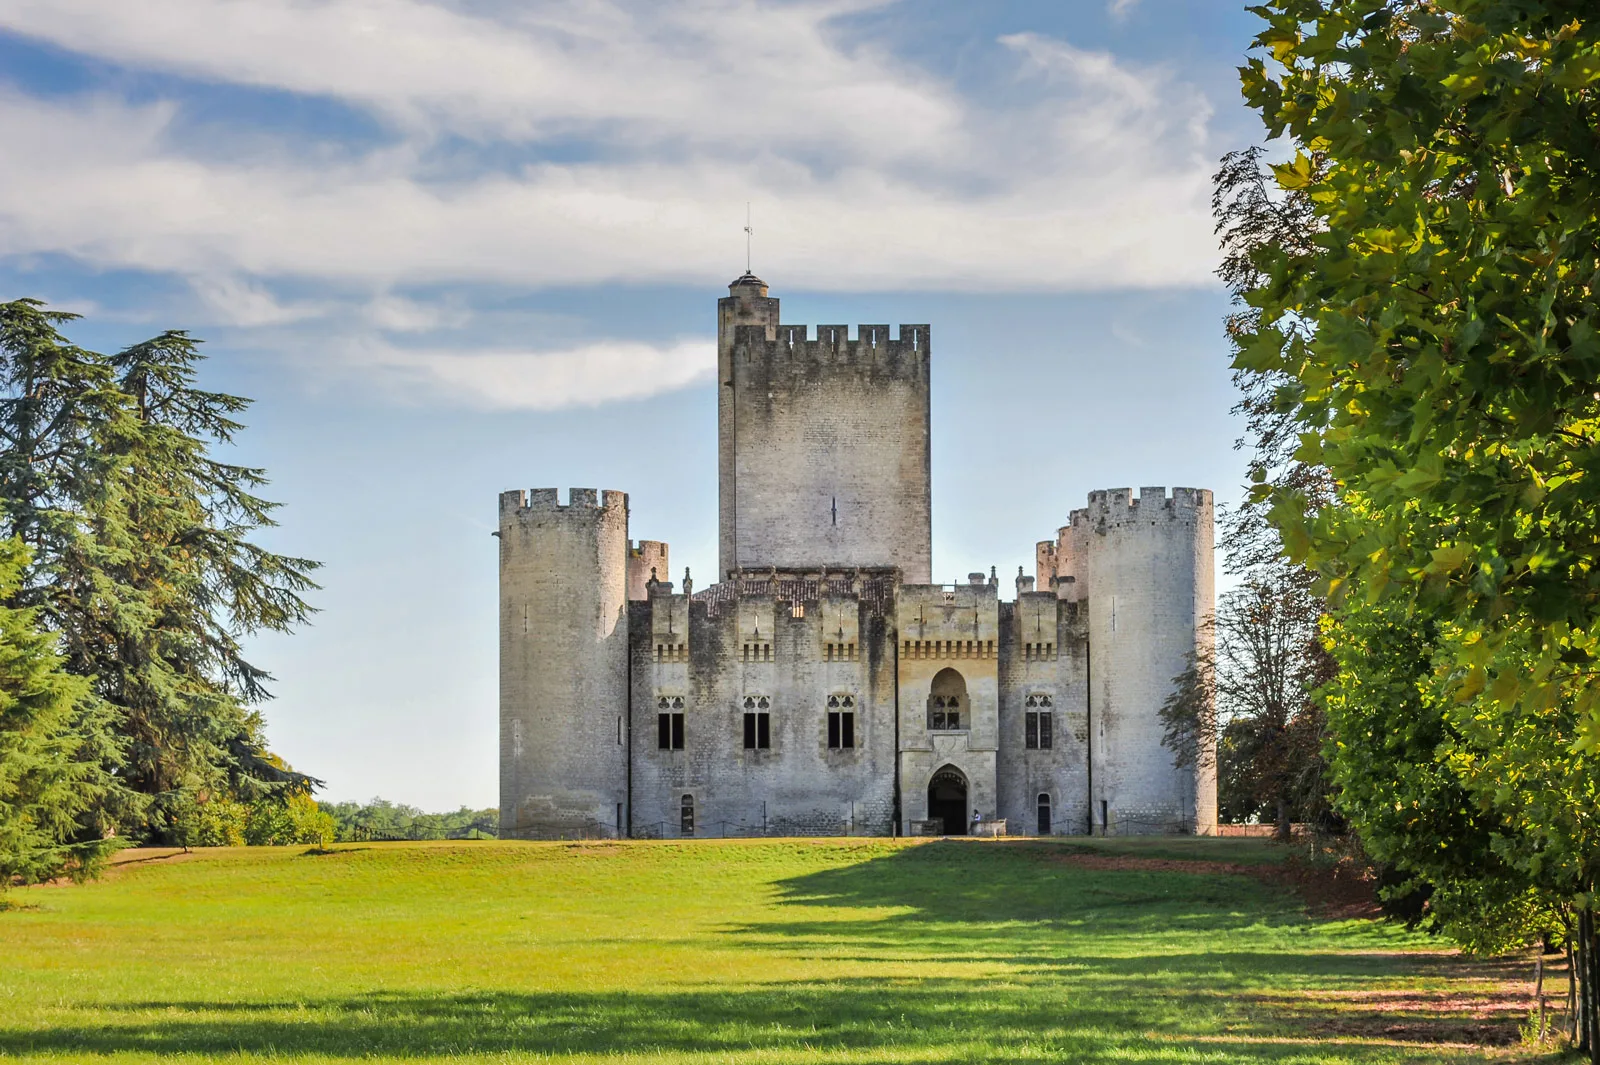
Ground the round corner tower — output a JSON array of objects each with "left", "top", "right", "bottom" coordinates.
[
  {"left": 499, "top": 487, "right": 630, "bottom": 839},
  {"left": 1054, "top": 487, "right": 1216, "bottom": 835}
]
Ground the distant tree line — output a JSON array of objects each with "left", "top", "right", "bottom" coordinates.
[
  {"left": 321, "top": 799, "right": 497, "bottom": 841},
  {"left": 0, "top": 299, "right": 325, "bottom": 886}
]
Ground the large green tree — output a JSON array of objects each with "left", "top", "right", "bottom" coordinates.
[
  {"left": 1235, "top": 0, "right": 1600, "bottom": 1054},
  {"left": 0, "top": 533, "right": 118, "bottom": 886},
  {"left": 0, "top": 300, "right": 320, "bottom": 842}
]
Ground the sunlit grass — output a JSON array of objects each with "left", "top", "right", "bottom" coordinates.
[{"left": 0, "top": 837, "right": 1548, "bottom": 1063}]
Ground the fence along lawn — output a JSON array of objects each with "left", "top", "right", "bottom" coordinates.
[{"left": 0, "top": 837, "right": 1534, "bottom": 1063}]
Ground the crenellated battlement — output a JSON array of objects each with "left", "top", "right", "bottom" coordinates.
[
  {"left": 692, "top": 566, "right": 899, "bottom": 619},
  {"left": 1063, "top": 486, "right": 1212, "bottom": 530},
  {"left": 729, "top": 322, "right": 930, "bottom": 375},
  {"left": 626, "top": 540, "right": 670, "bottom": 602},
  {"left": 629, "top": 539, "right": 667, "bottom": 557},
  {"left": 500, "top": 487, "right": 628, "bottom": 518}
]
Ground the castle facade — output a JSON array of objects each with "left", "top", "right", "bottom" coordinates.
[{"left": 498, "top": 273, "right": 1216, "bottom": 839}]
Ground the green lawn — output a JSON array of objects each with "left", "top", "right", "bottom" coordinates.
[{"left": 0, "top": 837, "right": 1554, "bottom": 1063}]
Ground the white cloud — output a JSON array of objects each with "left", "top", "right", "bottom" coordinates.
[
  {"left": 0, "top": 1, "right": 1223, "bottom": 408},
  {"left": 0, "top": 86, "right": 1214, "bottom": 293},
  {"left": 344, "top": 337, "right": 715, "bottom": 410},
  {"left": 190, "top": 275, "right": 333, "bottom": 327},
  {"left": 0, "top": 0, "right": 958, "bottom": 158},
  {"left": 363, "top": 294, "right": 470, "bottom": 333},
  {"left": 1107, "top": 0, "right": 1140, "bottom": 22}
]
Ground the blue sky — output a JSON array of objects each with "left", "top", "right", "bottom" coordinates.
[{"left": 0, "top": 0, "right": 1269, "bottom": 809}]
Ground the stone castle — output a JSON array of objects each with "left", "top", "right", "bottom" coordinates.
[{"left": 498, "top": 273, "right": 1217, "bottom": 839}]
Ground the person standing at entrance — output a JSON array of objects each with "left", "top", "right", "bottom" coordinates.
[{"left": 971, "top": 810, "right": 982, "bottom": 835}]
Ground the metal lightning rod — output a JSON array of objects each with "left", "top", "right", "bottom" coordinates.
[{"left": 744, "top": 202, "right": 752, "bottom": 274}]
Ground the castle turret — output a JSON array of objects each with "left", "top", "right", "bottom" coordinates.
[
  {"left": 716, "top": 275, "right": 932, "bottom": 582},
  {"left": 499, "top": 488, "right": 630, "bottom": 838},
  {"left": 1048, "top": 487, "right": 1216, "bottom": 835},
  {"left": 626, "top": 540, "right": 669, "bottom": 601}
]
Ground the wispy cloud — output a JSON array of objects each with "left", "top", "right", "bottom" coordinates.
[
  {"left": 0, "top": 0, "right": 1220, "bottom": 409},
  {"left": 342, "top": 337, "right": 715, "bottom": 410},
  {"left": 1107, "top": 0, "right": 1141, "bottom": 22}
]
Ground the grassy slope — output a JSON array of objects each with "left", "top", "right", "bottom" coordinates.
[{"left": 0, "top": 837, "right": 1541, "bottom": 1064}]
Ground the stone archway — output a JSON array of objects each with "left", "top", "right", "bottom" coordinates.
[{"left": 927, "top": 765, "right": 968, "bottom": 836}]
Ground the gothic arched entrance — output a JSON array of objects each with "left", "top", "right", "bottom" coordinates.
[{"left": 927, "top": 766, "right": 968, "bottom": 836}]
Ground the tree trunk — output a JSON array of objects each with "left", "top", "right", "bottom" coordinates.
[
  {"left": 1579, "top": 910, "right": 1589, "bottom": 1055},
  {"left": 1569, "top": 933, "right": 1579, "bottom": 1044},
  {"left": 1273, "top": 797, "right": 1291, "bottom": 843},
  {"left": 1536, "top": 945, "right": 1546, "bottom": 1041},
  {"left": 1578, "top": 905, "right": 1600, "bottom": 1065},
  {"left": 1590, "top": 908, "right": 1600, "bottom": 1065}
]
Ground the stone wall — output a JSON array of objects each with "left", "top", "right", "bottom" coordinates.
[
  {"left": 995, "top": 590, "right": 1090, "bottom": 835},
  {"left": 626, "top": 540, "right": 669, "bottom": 601},
  {"left": 717, "top": 275, "right": 931, "bottom": 583},
  {"left": 499, "top": 488, "right": 630, "bottom": 838},
  {"left": 895, "top": 577, "right": 1000, "bottom": 832},
  {"left": 629, "top": 572, "right": 898, "bottom": 838},
  {"left": 1044, "top": 487, "right": 1216, "bottom": 834}
]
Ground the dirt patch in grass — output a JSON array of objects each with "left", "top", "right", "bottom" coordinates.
[
  {"left": 22, "top": 847, "right": 193, "bottom": 890},
  {"left": 1038, "top": 847, "right": 1382, "bottom": 921},
  {"left": 1271, "top": 855, "right": 1384, "bottom": 922},
  {"left": 108, "top": 846, "right": 192, "bottom": 867},
  {"left": 1245, "top": 985, "right": 1530, "bottom": 1047}
]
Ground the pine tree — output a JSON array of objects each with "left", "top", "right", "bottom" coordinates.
[
  {"left": 95, "top": 331, "right": 321, "bottom": 837},
  {"left": 0, "top": 533, "right": 117, "bottom": 886},
  {"left": 0, "top": 300, "right": 321, "bottom": 842}
]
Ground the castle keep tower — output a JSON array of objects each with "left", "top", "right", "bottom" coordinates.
[
  {"left": 718, "top": 274, "right": 932, "bottom": 582},
  {"left": 1040, "top": 488, "right": 1217, "bottom": 834},
  {"left": 499, "top": 488, "right": 631, "bottom": 838}
]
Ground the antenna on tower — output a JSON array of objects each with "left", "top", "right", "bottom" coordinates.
[{"left": 744, "top": 202, "right": 752, "bottom": 274}]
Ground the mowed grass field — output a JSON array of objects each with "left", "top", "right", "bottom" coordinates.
[{"left": 0, "top": 837, "right": 1552, "bottom": 1064}]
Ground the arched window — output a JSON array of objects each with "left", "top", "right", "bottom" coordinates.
[
  {"left": 680, "top": 794, "right": 695, "bottom": 836},
  {"left": 1037, "top": 793, "right": 1052, "bottom": 835},
  {"left": 657, "top": 695, "right": 684, "bottom": 750},
  {"left": 742, "top": 695, "right": 770, "bottom": 749},
  {"left": 1025, "top": 693, "right": 1053, "bottom": 749},
  {"left": 927, "top": 668, "right": 968, "bottom": 730},
  {"left": 827, "top": 693, "right": 856, "bottom": 749}
]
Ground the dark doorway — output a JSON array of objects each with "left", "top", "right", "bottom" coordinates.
[{"left": 927, "top": 767, "right": 968, "bottom": 835}]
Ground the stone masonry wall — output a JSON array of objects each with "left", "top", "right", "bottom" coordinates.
[
  {"left": 1047, "top": 487, "right": 1216, "bottom": 834},
  {"left": 499, "top": 488, "right": 630, "bottom": 838},
  {"left": 717, "top": 276, "right": 931, "bottom": 583},
  {"left": 626, "top": 540, "right": 669, "bottom": 601},
  {"left": 629, "top": 579, "right": 897, "bottom": 838},
  {"left": 996, "top": 591, "right": 1090, "bottom": 835},
  {"left": 895, "top": 578, "right": 999, "bottom": 831}
]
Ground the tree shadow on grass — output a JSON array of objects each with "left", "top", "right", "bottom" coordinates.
[
  {"left": 722, "top": 841, "right": 1528, "bottom": 1053},
  {"left": 0, "top": 981, "right": 1508, "bottom": 1063}
]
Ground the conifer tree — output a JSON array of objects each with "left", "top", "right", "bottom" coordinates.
[
  {"left": 0, "top": 533, "right": 117, "bottom": 886},
  {"left": 0, "top": 299, "right": 320, "bottom": 842},
  {"left": 95, "top": 331, "right": 321, "bottom": 836}
]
